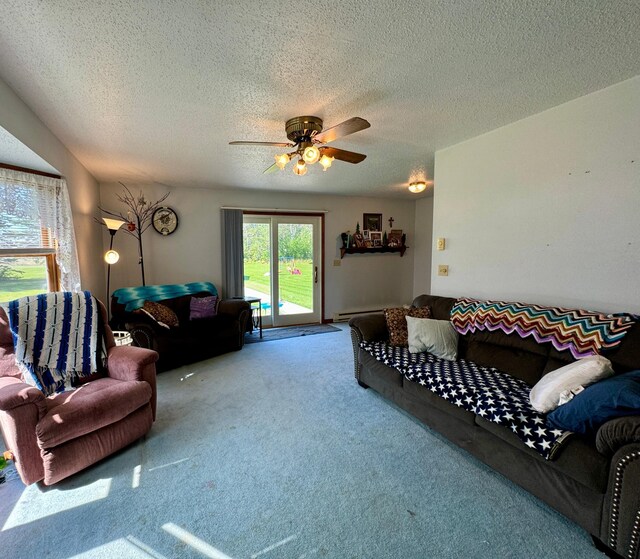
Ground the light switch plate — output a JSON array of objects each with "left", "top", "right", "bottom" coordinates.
[
  {"left": 436, "top": 238, "right": 446, "bottom": 251},
  {"left": 333, "top": 259, "right": 341, "bottom": 267},
  {"left": 438, "top": 265, "right": 449, "bottom": 276}
]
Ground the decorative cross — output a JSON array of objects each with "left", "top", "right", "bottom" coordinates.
[{"left": 388, "top": 216, "right": 394, "bottom": 228}]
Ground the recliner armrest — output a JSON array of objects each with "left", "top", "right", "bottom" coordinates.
[
  {"left": 107, "top": 345, "right": 158, "bottom": 381},
  {"left": 107, "top": 345, "right": 158, "bottom": 420},
  {"left": 0, "top": 376, "right": 46, "bottom": 415},
  {"left": 348, "top": 314, "right": 388, "bottom": 343},
  {"left": 596, "top": 415, "right": 640, "bottom": 456}
]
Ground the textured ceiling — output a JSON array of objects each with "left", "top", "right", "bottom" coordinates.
[
  {"left": 0, "top": 1, "right": 639, "bottom": 198},
  {"left": 0, "top": 126, "right": 59, "bottom": 174}
]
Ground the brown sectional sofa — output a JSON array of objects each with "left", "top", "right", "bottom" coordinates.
[
  {"left": 111, "top": 292, "right": 251, "bottom": 372},
  {"left": 349, "top": 294, "right": 640, "bottom": 559}
]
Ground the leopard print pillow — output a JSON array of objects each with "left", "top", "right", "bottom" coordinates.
[
  {"left": 384, "top": 306, "right": 432, "bottom": 346},
  {"left": 138, "top": 300, "right": 179, "bottom": 329}
]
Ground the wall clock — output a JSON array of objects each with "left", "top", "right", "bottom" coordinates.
[{"left": 152, "top": 207, "right": 179, "bottom": 236}]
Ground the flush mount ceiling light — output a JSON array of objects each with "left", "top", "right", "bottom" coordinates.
[
  {"left": 230, "top": 115, "right": 370, "bottom": 175},
  {"left": 408, "top": 181, "right": 427, "bottom": 193}
]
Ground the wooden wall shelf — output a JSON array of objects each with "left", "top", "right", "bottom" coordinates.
[{"left": 340, "top": 246, "right": 407, "bottom": 258}]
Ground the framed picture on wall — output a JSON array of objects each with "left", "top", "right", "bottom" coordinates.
[{"left": 363, "top": 213, "right": 382, "bottom": 231}]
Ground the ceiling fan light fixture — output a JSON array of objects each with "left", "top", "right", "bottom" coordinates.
[
  {"left": 274, "top": 153, "right": 290, "bottom": 170},
  {"left": 408, "top": 181, "right": 427, "bottom": 193},
  {"left": 302, "top": 145, "right": 321, "bottom": 164},
  {"left": 293, "top": 158, "right": 307, "bottom": 176},
  {"left": 319, "top": 154, "right": 334, "bottom": 171}
]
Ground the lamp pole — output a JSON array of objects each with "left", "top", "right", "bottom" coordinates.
[{"left": 102, "top": 218, "right": 125, "bottom": 321}]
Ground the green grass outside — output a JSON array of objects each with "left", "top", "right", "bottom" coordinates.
[
  {"left": 244, "top": 259, "right": 313, "bottom": 309},
  {"left": 0, "top": 263, "right": 48, "bottom": 303}
]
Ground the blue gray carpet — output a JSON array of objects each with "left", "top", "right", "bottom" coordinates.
[{"left": 1, "top": 325, "right": 604, "bottom": 558}]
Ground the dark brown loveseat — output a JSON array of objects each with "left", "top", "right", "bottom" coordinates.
[
  {"left": 112, "top": 292, "right": 250, "bottom": 372},
  {"left": 349, "top": 294, "right": 640, "bottom": 559}
]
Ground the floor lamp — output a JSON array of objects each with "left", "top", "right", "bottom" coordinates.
[{"left": 103, "top": 218, "right": 125, "bottom": 318}]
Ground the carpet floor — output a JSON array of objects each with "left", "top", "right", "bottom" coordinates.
[
  {"left": 244, "top": 324, "right": 341, "bottom": 343},
  {"left": 0, "top": 325, "right": 605, "bottom": 559}
]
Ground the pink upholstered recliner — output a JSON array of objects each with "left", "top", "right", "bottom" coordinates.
[{"left": 0, "top": 301, "right": 158, "bottom": 486}]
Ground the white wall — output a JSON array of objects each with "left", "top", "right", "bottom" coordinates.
[
  {"left": 412, "top": 196, "right": 433, "bottom": 297},
  {"left": 100, "top": 183, "right": 418, "bottom": 319},
  {"left": 0, "top": 78, "right": 104, "bottom": 296},
  {"left": 432, "top": 75, "right": 640, "bottom": 313}
]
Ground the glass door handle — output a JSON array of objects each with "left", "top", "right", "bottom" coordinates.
[{"left": 314, "top": 266, "right": 318, "bottom": 284}]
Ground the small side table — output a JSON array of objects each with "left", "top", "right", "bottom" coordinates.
[{"left": 234, "top": 296, "right": 263, "bottom": 339}]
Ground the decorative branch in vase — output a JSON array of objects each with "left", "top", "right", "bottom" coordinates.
[{"left": 98, "top": 183, "right": 170, "bottom": 286}]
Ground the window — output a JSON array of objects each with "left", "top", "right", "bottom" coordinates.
[{"left": 0, "top": 167, "right": 80, "bottom": 303}]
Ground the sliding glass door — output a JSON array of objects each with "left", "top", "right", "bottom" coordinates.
[{"left": 243, "top": 214, "right": 322, "bottom": 327}]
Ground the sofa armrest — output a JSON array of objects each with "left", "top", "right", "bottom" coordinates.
[
  {"left": 0, "top": 376, "right": 46, "bottom": 414},
  {"left": 0, "top": 376, "right": 46, "bottom": 485},
  {"left": 348, "top": 313, "right": 388, "bottom": 343},
  {"left": 218, "top": 299, "right": 250, "bottom": 317},
  {"left": 107, "top": 345, "right": 158, "bottom": 420},
  {"left": 596, "top": 416, "right": 640, "bottom": 457}
]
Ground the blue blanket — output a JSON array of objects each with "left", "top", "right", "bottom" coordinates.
[
  {"left": 361, "top": 341, "right": 572, "bottom": 460},
  {"left": 113, "top": 282, "right": 218, "bottom": 311},
  {"left": 8, "top": 291, "right": 105, "bottom": 395}
]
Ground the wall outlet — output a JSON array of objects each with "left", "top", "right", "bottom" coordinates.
[
  {"left": 438, "top": 265, "right": 449, "bottom": 276},
  {"left": 436, "top": 237, "right": 446, "bottom": 251},
  {"left": 333, "top": 259, "right": 341, "bottom": 267}
]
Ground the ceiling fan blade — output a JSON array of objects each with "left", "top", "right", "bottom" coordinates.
[
  {"left": 263, "top": 162, "right": 280, "bottom": 174},
  {"left": 321, "top": 146, "right": 367, "bottom": 164},
  {"left": 314, "top": 117, "right": 370, "bottom": 144},
  {"left": 229, "top": 141, "right": 294, "bottom": 147}
]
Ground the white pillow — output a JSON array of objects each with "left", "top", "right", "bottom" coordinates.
[
  {"left": 406, "top": 316, "right": 458, "bottom": 361},
  {"left": 529, "top": 355, "right": 614, "bottom": 413}
]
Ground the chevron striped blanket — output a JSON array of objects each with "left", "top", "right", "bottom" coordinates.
[
  {"left": 450, "top": 298, "right": 635, "bottom": 359},
  {"left": 113, "top": 282, "right": 218, "bottom": 311},
  {"left": 8, "top": 292, "right": 106, "bottom": 396}
]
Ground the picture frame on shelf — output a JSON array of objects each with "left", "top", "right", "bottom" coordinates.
[
  {"left": 363, "top": 213, "right": 382, "bottom": 231},
  {"left": 373, "top": 239, "right": 382, "bottom": 247},
  {"left": 353, "top": 233, "right": 365, "bottom": 247},
  {"left": 370, "top": 231, "right": 382, "bottom": 244},
  {"left": 363, "top": 229, "right": 370, "bottom": 240}
]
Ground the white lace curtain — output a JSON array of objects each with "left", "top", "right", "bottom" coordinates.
[{"left": 0, "top": 168, "right": 81, "bottom": 291}]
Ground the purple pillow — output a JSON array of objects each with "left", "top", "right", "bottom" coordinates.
[{"left": 189, "top": 296, "right": 218, "bottom": 320}]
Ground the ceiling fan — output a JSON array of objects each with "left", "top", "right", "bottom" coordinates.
[{"left": 229, "top": 115, "right": 371, "bottom": 175}]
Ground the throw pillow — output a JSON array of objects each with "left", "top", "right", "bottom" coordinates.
[
  {"left": 529, "top": 355, "right": 614, "bottom": 414},
  {"left": 139, "top": 301, "right": 179, "bottom": 329},
  {"left": 384, "top": 306, "right": 432, "bottom": 346},
  {"left": 406, "top": 316, "right": 458, "bottom": 360},
  {"left": 546, "top": 370, "right": 640, "bottom": 435},
  {"left": 190, "top": 295, "right": 218, "bottom": 320}
]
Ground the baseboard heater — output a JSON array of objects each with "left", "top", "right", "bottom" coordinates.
[{"left": 332, "top": 307, "right": 385, "bottom": 322}]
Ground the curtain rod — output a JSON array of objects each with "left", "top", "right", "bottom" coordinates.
[
  {"left": 0, "top": 162, "right": 62, "bottom": 179},
  {"left": 220, "top": 206, "right": 328, "bottom": 213}
]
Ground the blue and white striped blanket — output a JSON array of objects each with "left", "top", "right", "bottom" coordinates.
[
  {"left": 113, "top": 282, "right": 218, "bottom": 311},
  {"left": 8, "top": 291, "right": 106, "bottom": 395}
]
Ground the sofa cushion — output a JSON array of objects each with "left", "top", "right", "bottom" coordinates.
[
  {"left": 190, "top": 295, "right": 218, "bottom": 320},
  {"left": 547, "top": 370, "right": 640, "bottom": 435},
  {"left": 138, "top": 301, "right": 179, "bottom": 329},
  {"left": 530, "top": 355, "right": 614, "bottom": 413},
  {"left": 475, "top": 416, "right": 609, "bottom": 493},
  {"left": 466, "top": 339, "right": 548, "bottom": 387},
  {"left": 37, "top": 378, "right": 152, "bottom": 449},
  {"left": 384, "top": 306, "right": 432, "bottom": 346},
  {"left": 403, "top": 376, "right": 476, "bottom": 425},
  {"left": 406, "top": 317, "right": 458, "bottom": 360}
]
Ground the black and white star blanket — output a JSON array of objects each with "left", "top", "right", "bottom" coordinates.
[{"left": 360, "top": 341, "right": 571, "bottom": 460}]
